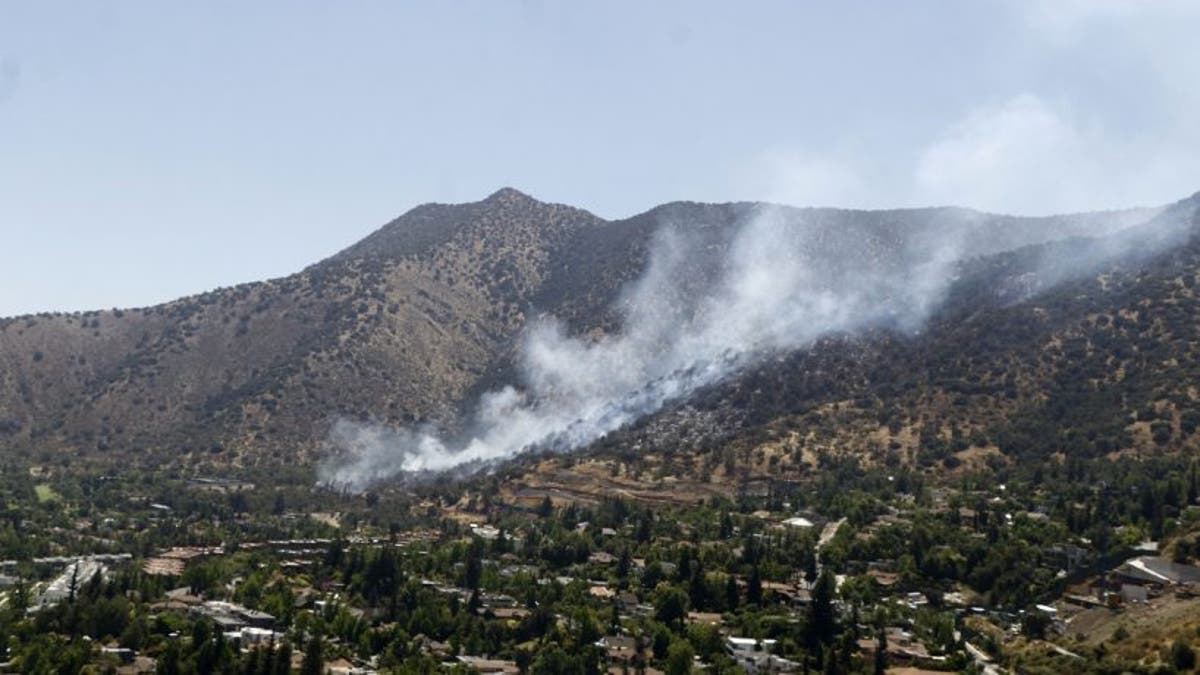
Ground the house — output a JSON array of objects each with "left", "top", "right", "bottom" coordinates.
[
  {"left": 617, "top": 592, "right": 640, "bottom": 614},
  {"left": 412, "top": 634, "right": 452, "bottom": 657},
  {"left": 190, "top": 600, "right": 276, "bottom": 632},
  {"left": 904, "top": 591, "right": 930, "bottom": 609},
  {"left": 293, "top": 586, "right": 319, "bottom": 609},
  {"left": 116, "top": 655, "right": 157, "bottom": 675},
  {"left": 1043, "top": 543, "right": 1092, "bottom": 574},
  {"left": 470, "top": 524, "right": 502, "bottom": 540},
  {"left": 760, "top": 581, "right": 808, "bottom": 606},
  {"left": 455, "top": 656, "right": 520, "bottom": 674},
  {"left": 210, "top": 615, "right": 247, "bottom": 632},
  {"left": 727, "top": 637, "right": 775, "bottom": 656},
  {"left": 867, "top": 569, "right": 900, "bottom": 588},
  {"left": 479, "top": 593, "right": 520, "bottom": 609},
  {"left": 781, "top": 517, "right": 815, "bottom": 529},
  {"left": 488, "top": 606, "right": 530, "bottom": 620},
  {"left": 232, "top": 627, "right": 278, "bottom": 647},
  {"left": 856, "top": 627, "right": 932, "bottom": 665},
  {"left": 238, "top": 608, "right": 276, "bottom": 628},
  {"left": 595, "top": 635, "right": 638, "bottom": 663},
  {"left": 687, "top": 611, "right": 723, "bottom": 625},
  {"left": 725, "top": 637, "right": 797, "bottom": 673},
  {"left": 165, "top": 587, "right": 203, "bottom": 604},
  {"left": 100, "top": 647, "right": 135, "bottom": 664},
  {"left": 325, "top": 658, "right": 378, "bottom": 675},
  {"left": 143, "top": 557, "right": 186, "bottom": 576},
  {"left": 589, "top": 551, "right": 618, "bottom": 565},
  {"left": 942, "top": 591, "right": 969, "bottom": 607},
  {"left": 1112, "top": 556, "right": 1200, "bottom": 597},
  {"left": 34, "top": 559, "right": 108, "bottom": 609}
]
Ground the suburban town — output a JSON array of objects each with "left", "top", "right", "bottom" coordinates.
[
  {"left": 2, "top": 450, "right": 1199, "bottom": 674},
  {"left": 5, "top": 3, "right": 1200, "bottom": 672}
]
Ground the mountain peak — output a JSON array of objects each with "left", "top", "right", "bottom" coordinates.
[
  {"left": 325, "top": 187, "right": 587, "bottom": 265},
  {"left": 482, "top": 187, "right": 539, "bottom": 206}
]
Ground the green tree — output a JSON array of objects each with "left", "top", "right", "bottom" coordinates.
[
  {"left": 572, "top": 607, "right": 600, "bottom": 648},
  {"left": 530, "top": 645, "right": 583, "bottom": 675},
  {"left": 747, "top": 565, "right": 763, "bottom": 606},
  {"left": 242, "top": 647, "right": 262, "bottom": 675},
  {"left": 873, "top": 625, "right": 887, "bottom": 675},
  {"left": 724, "top": 575, "right": 740, "bottom": 611},
  {"left": 274, "top": 642, "right": 293, "bottom": 675},
  {"left": 464, "top": 539, "right": 484, "bottom": 591},
  {"left": 806, "top": 570, "right": 837, "bottom": 649},
  {"left": 652, "top": 625, "right": 673, "bottom": 660},
  {"left": 156, "top": 640, "right": 180, "bottom": 675},
  {"left": 665, "top": 639, "right": 694, "bottom": 675},
  {"left": 300, "top": 634, "right": 323, "bottom": 675},
  {"left": 1020, "top": 609, "right": 1050, "bottom": 640},
  {"left": 653, "top": 584, "right": 689, "bottom": 632},
  {"left": 1170, "top": 640, "right": 1196, "bottom": 671}
]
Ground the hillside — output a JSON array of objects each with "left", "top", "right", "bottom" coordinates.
[
  {"left": 0, "top": 189, "right": 603, "bottom": 471},
  {"left": 0, "top": 188, "right": 1183, "bottom": 481},
  {"left": 497, "top": 193, "right": 1200, "bottom": 505}
]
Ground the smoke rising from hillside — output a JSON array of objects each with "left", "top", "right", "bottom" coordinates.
[
  {"left": 318, "top": 196, "right": 1195, "bottom": 492},
  {"left": 318, "top": 205, "right": 973, "bottom": 491}
]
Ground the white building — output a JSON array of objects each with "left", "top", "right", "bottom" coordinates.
[
  {"left": 781, "top": 517, "right": 815, "bottom": 529},
  {"left": 725, "top": 637, "right": 798, "bottom": 673},
  {"left": 34, "top": 558, "right": 107, "bottom": 609}
]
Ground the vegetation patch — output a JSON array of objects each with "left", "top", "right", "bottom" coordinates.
[{"left": 34, "top": 484, "right": 60, "bottom": 503}]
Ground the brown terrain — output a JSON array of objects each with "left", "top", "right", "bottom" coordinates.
[{"left": 1, "top": 187, "right": 1196, "bottom": 489}]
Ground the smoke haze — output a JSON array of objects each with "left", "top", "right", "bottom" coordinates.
[{"left": 318, "top": 197, "right": 1195, "bottom": 492}]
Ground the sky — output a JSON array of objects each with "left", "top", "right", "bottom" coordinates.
[{"left": 2, "top": 1, "right": 1199, "bottom": 317}]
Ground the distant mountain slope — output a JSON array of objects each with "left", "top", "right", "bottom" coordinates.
[
  {"left": 0, "top": 188, "right": 1176, "bottom": 477},
  {"left": 561, "top": 194, "right": 1200, "bottom": 485},
  {"left": 0, "top": 189, "right": 603, "bottom": 470}
]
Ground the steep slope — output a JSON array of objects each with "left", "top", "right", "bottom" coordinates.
[
  {"left": 0, "top": 189, "right": 603, "bottom": 471},
  {"left": 0, "top": 189, "right": 1171, "bottom": 477},
  {"left": 523, "top": 194, "right": 1200, "bottom": 495}
]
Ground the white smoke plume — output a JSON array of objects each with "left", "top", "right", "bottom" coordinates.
[
  {"left": 318, "top": 204, "right": 972, "bottom": 491},
  {"left": 318, "top": 198, "right": 1193, "bottom": 492}
]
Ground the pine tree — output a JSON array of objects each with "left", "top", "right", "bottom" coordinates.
[
  {"left": 688, "top": 561, "right": 708, "bottom": 610},
  {"left": 241, "top": 647, "right": 261, "bottom": 675},
  {"left": 746, "top": 565, "right": 763, "bottom": 606},
  {"left": 464, "top": 540, "right": 483, "bottom": 591},
  {"left": 873, "top": 625, "right": 887, "bottom": 675},
  {"left": 300, "top": 634, "right": 323, "bottom": 675},
  {"left": 258, "top": 637, "right": 276, "bottom": 675},
  {"left": 156, "top": 641, "right": 180, "bottom": 675},
  {"left": 274, "top": 642, "right": 293, "bottom": 675},
  {"left": 804, "top": 550, "right": 818, "bottom": 586},
  {"left": 806, "top": 570, "right": 837, "bottom": 649},
  {"left": 67, "top": 564, "right": 80, "bottom": 603},
  {"left": 725, "top": 575, "right": 740, "bottom": 611},
  {"left": 1188, "top": 461, "right": 1198, "bottom": 505}
]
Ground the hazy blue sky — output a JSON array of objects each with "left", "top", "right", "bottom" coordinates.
[{"left": 2, "top": 1, "right": 1198, "bottom": 316}]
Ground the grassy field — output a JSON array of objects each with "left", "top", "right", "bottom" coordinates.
[{"left": 34, "top": 484, "right": 60, "bottom": 503}]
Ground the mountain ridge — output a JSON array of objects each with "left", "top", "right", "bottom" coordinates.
[{"left": 0, "top": 189, "right": 1194, "bottom": 483}]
